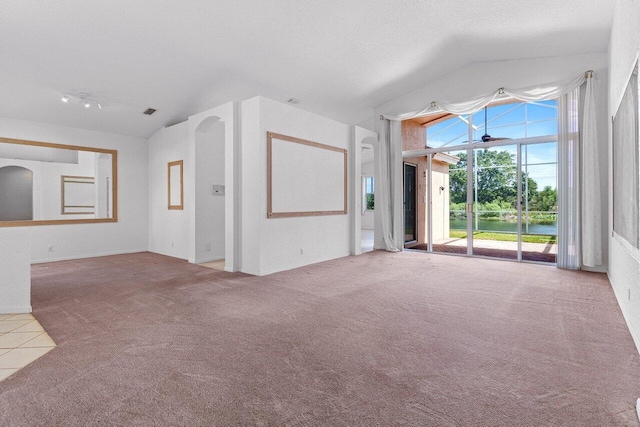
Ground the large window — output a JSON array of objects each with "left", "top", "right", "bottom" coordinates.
[
  {"left": 426, "top": 100, "right": 558, "bottom": 148},
  {"left": 422, "top": 100, "right": 559, "bottom": 263}
]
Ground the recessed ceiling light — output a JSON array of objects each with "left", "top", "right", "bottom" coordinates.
[{"left": 61, "top": 94, "right": 70, "bottom": 103}]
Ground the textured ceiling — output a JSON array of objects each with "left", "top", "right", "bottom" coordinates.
[{"left": 0, "top": 1, "right": 614, "bottom": 138}]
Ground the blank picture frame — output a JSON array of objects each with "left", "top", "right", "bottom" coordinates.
[
  {"left": 168, "top": 160, "right": 184, "bottom": 210},
  {"left": 613, "top": 61, "right": 639, "bottom": 250},
  {"left": 61, "top": 175, "right": 95, "bottom": 215},
  {"left": 267, "top": 132, "right": 347, "bottom": 218}
]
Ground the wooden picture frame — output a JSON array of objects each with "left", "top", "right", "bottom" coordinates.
[
  {"left": 0, "top": 136, "right": 117, "bottom": 227},
  {"left": 61, "top": 175, "right": 95, "bottom": 215},
  {"left": 267, "top": 132, "right": 347, "bottom": 218},
  {"left": 168, "top": 160, "right": 184, "bottom": 210}
]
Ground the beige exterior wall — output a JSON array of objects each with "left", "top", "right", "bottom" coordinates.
[
  {"left": 430, "top": 163, "right": 451, "bottom": 242},
  {"left": 401, "top": 120, "right": 452, "bottom": 247}
]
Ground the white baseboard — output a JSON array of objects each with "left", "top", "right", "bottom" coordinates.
[
  {"left": 31, "top": 248, "right": 148, "bottom": 264},
  {"left": 0, "top": 304, "right": 32, "bottom": 314}
]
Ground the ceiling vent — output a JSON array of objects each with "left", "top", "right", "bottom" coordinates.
[
  {"left": 143, "top": 108, "right": 157, "bottom": 115},
  {"left": 287, "top": 98, "right": 300, "bottom": 104}
]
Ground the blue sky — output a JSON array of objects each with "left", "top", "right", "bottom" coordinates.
[{"left": 427, "top": 101, "right": 558, "bottom": 189}]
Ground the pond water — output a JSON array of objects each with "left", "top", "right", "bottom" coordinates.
[{"left": 450, "top": 219, "right": 557, "bottom": 235}]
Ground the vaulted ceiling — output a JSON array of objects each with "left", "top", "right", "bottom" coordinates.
[{"left": 1, "top": 1, "right": 615, "bottom": 138}]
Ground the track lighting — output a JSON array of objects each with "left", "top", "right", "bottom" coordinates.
[{"left": 60, "top": 92, "right": 104, "bottom": 110}]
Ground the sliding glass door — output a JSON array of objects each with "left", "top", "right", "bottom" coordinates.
[
  {"left": 413, "top": 99, "right": 558, "bottom": 263},
  {"left": 520, "top": 142, "right": 558, "bottom": 263},
  {"left": 471, "top": 145, "right": 518, "bottom": 260}
]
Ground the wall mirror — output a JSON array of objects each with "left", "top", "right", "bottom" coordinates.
[
  {"left": 0, "top": 137, "right": 117, "bottom": 227},
  {"left": 168, "top": 160, "right": 184, "bottom": 210},
  {"left": 613, "top": 60, "right": 640, "bottom": 250}
]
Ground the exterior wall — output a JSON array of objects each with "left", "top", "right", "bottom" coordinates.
[
  {"left": 402, "top": 120, "right": 426, "bottom": 246},
  {"left": 401, "top": 120, "right": 452, "bottom": 246},
  {"left": 431, "top": 163, "right": 450, "bottom": 242}
]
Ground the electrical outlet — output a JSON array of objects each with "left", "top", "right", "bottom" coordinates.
[
  {"left": 300, "top": 248, "right": 304, "bottom": 255},
  {"left": 205, "top": 243, "right": 212, "bottom": 252},
  {"left": 629, "top": 289, "right": 632, "bottom": 301},
  {"left": 47, "top": 245, "right": 54, "bottom": 252},
  {"left": 171, "top": 241, "right": 174, "bottom": 247}
]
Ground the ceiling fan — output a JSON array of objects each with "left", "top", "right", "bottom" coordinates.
[{"left": 478, "top": 105, "right": 510, "bottom": 142}]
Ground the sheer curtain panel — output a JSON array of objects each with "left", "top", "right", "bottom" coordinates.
[{"left": 557, "top": 88, "right": 581, "bottom": 269}]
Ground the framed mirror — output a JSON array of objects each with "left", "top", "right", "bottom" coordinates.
[
  {"left": 613, "top": 60, "right": 640, "bottom": 250},
  {"left": 0, "top": 137, "right": 117, "bottom": 227},
  {"left": 168, "top": 160, "right": 183, "bottom": 210}
]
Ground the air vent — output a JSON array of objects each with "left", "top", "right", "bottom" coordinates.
[
  {"left": 287, "top": 98, "right": 300, "bottom": 104},
  {"left": 143, "top": 108, "right": 157, "bottom": 115}
]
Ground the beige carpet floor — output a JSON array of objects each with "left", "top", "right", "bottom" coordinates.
[{"left": 0, "top": 251, "right": 638, "bottom": 426}]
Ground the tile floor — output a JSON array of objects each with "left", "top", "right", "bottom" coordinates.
[
  {"left": 200, "top": 259, "right": 225, "bottom": 271},
  {"left": 0, "top": 314, "right": 56, "bottom": 382}
]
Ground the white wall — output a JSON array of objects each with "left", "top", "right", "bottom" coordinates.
[
  {"left": 187, "top": 102, "right": 238, "bottom": 270},
  {"left": 148, "top": 122, "right": 189, "bottom": 260},
  {"left": 0, "top": 228, "right": 31, "bottom": 314},
  {"left": 374, "top": 53, "right": 610, "bottom": 262},
  {"left": 241, "top": 96, "right": 352, "bottom": 275},
  {"left": 0, "top": 117, "right": 148, "bottom": 263},
  {"left": 194, "top": 121, "right": 225, "bottom": 263},
  {"left": 608, "top": 0, "right": 640, "bottom": 353}
]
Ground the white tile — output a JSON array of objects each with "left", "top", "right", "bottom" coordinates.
[
  {"left": 10, "top": 321, "right": 45, "bottom": 333},
  {"left": 20, "top": 333, "right": 55, "bottom": 348},
  {"left": 0, "top": 320, "right": 33, "bottom": 333},
  {"left": 0, "top": 332, "right": 43, "bottom": 349},
  {"left": 0, "top": 368, "right": 19, "bottom": 382},
  {"left": 0, "top": 347, "right": 54, "bottom": 369},
  {"left": 5, "top": 314, "right": 34, "bottom": 321}
]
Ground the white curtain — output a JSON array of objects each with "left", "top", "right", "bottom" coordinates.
[
  {"left": 557, "top": 88, "right": 581, "bottom": 269},
  {"left": 581, "top": 76, "right": 603, "bottom": 266},
  {"left": 378, "top": 72, "right": 601, "bottom": 268},
  {"left": 383, "top": 73, "right": 588, "bottom": 120},
  {"left": 376, "top": 119, "right": 401, "bottom": 251}
]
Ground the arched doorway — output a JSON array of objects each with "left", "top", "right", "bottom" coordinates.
[{"left": 0, "top": 166, "right": 33, "bottom": 221}]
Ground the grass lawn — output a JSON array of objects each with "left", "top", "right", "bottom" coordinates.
[{"left": 449, "top": 230, "right": 557, "bottom": 244}]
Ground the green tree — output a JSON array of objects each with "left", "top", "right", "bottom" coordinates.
[
  {"left": 529, "top": 186, "right": 557, "bottom": 212},
  {"left": 449, "top": 150, "right": 518, "bottom": 206}
]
